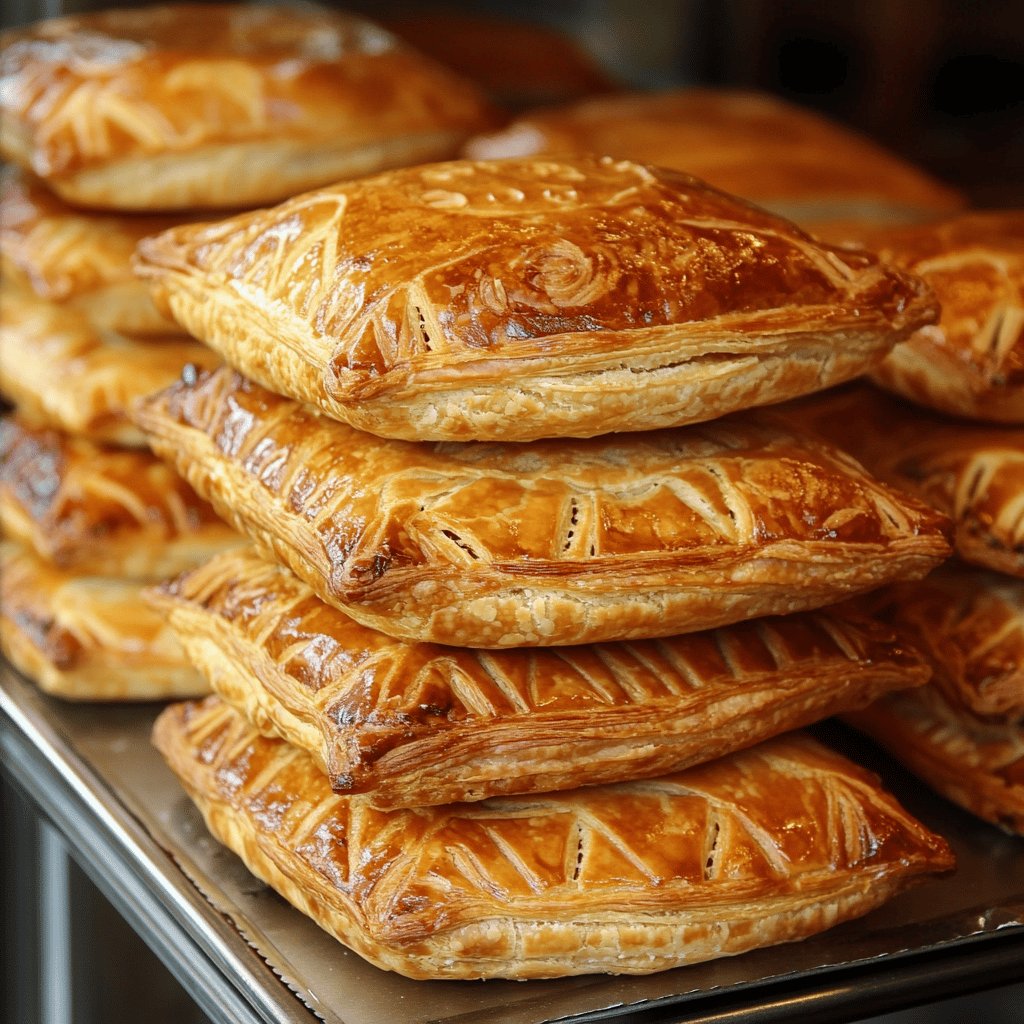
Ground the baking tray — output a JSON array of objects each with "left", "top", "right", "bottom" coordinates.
[{"left": 2, "top": 662, "right": 1023, "bottom": 1024}]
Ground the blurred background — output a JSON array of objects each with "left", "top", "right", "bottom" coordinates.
[{"left": 5, "top": 0, "right": 1022, "bottom": 205}]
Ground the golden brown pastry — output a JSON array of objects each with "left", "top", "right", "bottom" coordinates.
[
  {"left": 0, "top": 542, "right": 207, "bottom": 701},
  {"left": 464, "top": 89, "right": 965, "bottom": 225},
  {"left": 155, "top": 696, "right": 955, "bottom": 980},
  {"left": 0, "top": 168, "right": 187, "bottom": 334},
  {"left": 0, "top": 284, "right": 219, "bottom": 446},
  {"left": 779, "top": 384, "right": 1024, "bottom": 578},
  {"left": 0, "top": 417, "right": 239, "bottom": 580},
  {"left": 134, "top": 155, "right": 938, "bottom": 442},
  {"left": 866, "top": 566, "right": 1024, "bottom": 722},
  {"left": 152, "top": 548, "right": 932, "bottom": 807},
  {"left": 825, "top": 213, "right": 1024, "bottom": 423},
  {"left": 0, "top": 4, "right": 493, "bottom": 210},
  {"left": 134, "top": 368, "right": 951, "bottom": 648},
  {"left": 846, "top": 689, "right": 1024, "bottom": 835}
]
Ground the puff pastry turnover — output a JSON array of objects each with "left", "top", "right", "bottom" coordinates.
[
  {"left": 0, "top": 168, "right": 186, "bottom": 334},
  {"left": 155, "top": 697, "right": 955, "bottom": 980},
  {"left": 0, "top": 4, "right": 493, "bottom": 210},
  {"left": 828, "top": 213, "right": 1024, "bottom": 423},
  {"left": 0, "top": 417, "right": 239, "bottom": 580},
  {"left": 779, "top": 384, "right": 1024, "bottom": 578},
  {"left": 846, "top": 687, "right": 1024, "bottom": 835},
  {"left": 0, "top": 542, "right": 207, "bottom": 701},
  {"left": 134, "top": 368, "right": 951, "bottom": 647},
  {"left": 463, "top": 89, "right": 965, "bottom": 225},
  {"left": 0, "top": 284, "right": 220, "bottom": 446},
  {"left": 152, "top": 548, "right": 931, "bottom": 807},
  {"left": 866, "top": 566, "right": 1024, "bottom": 722},
  {"left": 134, "top": 155, "right": 938, "bottom": 441}
]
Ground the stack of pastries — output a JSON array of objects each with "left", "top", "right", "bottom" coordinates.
[
  {"left": 780, "top": 353, "right": 1024, "bottom": 833},
  {"left": 463, "top": 85, "right": 1024, "bottom": 837},
  {"left": 0, "top": 3, "right": 493, "bottom": 701},
  {"left": 4, "top": 2, "right": 1014, "bottom": 987},
  {"left": 128, "top": 153, "right": 962, "bottom": 979}
]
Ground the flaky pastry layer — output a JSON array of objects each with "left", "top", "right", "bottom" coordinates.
[
  {"left": 152, "top": 548, "right": 931, "bottom": 807},
  {"left": 0, "top": 542, "right": 206, "bottom": 701},
  {"left": 463, "top": 89, "right": 965, "bottom": 224},
  {"left": 0, "top": 417, "right": 239, "bottom": 579},
  {"left": 847, "top": 687, "right": 1024, "bottom": 835},
  {"left": 134, "top": 155, "right": 937, "bottom": 441},
  {"left": 779, "top": 384, "right": 1024, "bottom": 578},
  {"left": 0, "top": 284, "right": 219, "bottom": 446},
  {"left": 0, "top": 168, "right": 186, "bottom": 332},
  {"left": 154, "top": 697, "right": 954, "bottom": 980},
  {"left": 867, "top": 566, "right": 1024, "bottom": 721},
  {"left": 825, "top": 213, "right": 1024, "bottom": 423},
  {"left": 134, "top": 368, "right": 951, "bottom": 647},
  {"left": 0, "top": 4, "right": 492, "bottom": 209}
]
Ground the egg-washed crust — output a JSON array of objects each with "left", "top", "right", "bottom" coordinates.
[
  {"left": 152, "top": 548, "right": 931, "bottom": 807},
  {"left": 0, "top": 542, "right": 206, "bottom": 701},
  {"left": 133, "top": 368, "right": 951, "bottom": 648},
  {"left": 867, "top": 566, "right": 1024, "bottom": 721},
  {"left": 779, "top": 384, "right": 1024, "bottom": 578},
  {"left": 846, "top": 687, "right": 1024, "bottom": 835},
  {"left": 134, "top": 155, "right": 938, "bottom": 441},
  {"left": 0, "top": 168, "right": 187, "bottom": 333},
  {"left": 0, "top": 417, "right": 239, "bottom": 580},
  {"left": 154, "top": 697, "right": 954, "bottom": 980},
  {"left": 0, "top": 284, "right": 220, "bottom": 447},
  {"left": 0, "top": 3, "right": 493, "bottom": 209},
  {"left": 462, "top": 89, "right": 966, "bottom": 224},
  {"left": 827, "top": 213, "right": 1024, "bottom": 423}
]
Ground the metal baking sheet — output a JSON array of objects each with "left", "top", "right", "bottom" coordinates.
[{"left": 3, "top": 663, "right": 1023, "bottom": 1024}]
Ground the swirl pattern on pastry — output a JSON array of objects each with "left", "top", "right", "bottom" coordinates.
[{"left": 134, "top": 155, "right": 938, "bottom": 440}]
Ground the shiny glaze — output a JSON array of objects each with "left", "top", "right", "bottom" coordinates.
[
  {"left": 0, "top": 167, "right": 191, "bottom": 299},
  {"left": 0, "top": 3, "right": 491, "bottom": 176},
  {"left": 139, "top": 367, "right": 950, "bottom": 576},
  {"left": 464, "top": 89, "right": 965, "bottom": 219},
  {"left": 780, "top": 383, "right": 1024, "bottom": 577},
  {"left": 156, "top": 548, "right": 929, "bottom": 800},
  {"left": 848, "top": 685, "right": 1024, "bottom": 834},
  {"left": 0, "top": 417, "right": 235, "bottom": 576},
  {"left": 155, "top": 696, "right": 954, "bottom": 973},
  {"left": 869, "top": 566, "right": 1024, "bottom": 721},
  {"left": 138, "top": 155, "right": 935, "bottom": 384},
  {"left": 0, "top": 541, "right": 176, "bottom": 666},
  {"left": 0, "top": 285, "right": 220, "bottom": 443},
  {"left": 833, "top": 212, "right": 1024, "bottom": 421}
]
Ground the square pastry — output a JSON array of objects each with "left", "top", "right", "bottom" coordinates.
[
  {"left": 134, "top": 368, "right": 951, "bottom": 648},
  {"left": 0, "top": 3, "right": 493, "bottom": 210},
  {"left": 154, "top": 697, "right": 955, "bottom": 980},
  {"left": 134, "top": 155, "right": 938, "bottom": 441},
  {"left": 151, "top": 547, "right": 930, "bottom": 807}
]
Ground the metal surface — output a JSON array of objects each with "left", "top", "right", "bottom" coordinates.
[{"left": 2, "top": 662, "right": 1023, "bottom": 1024}]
